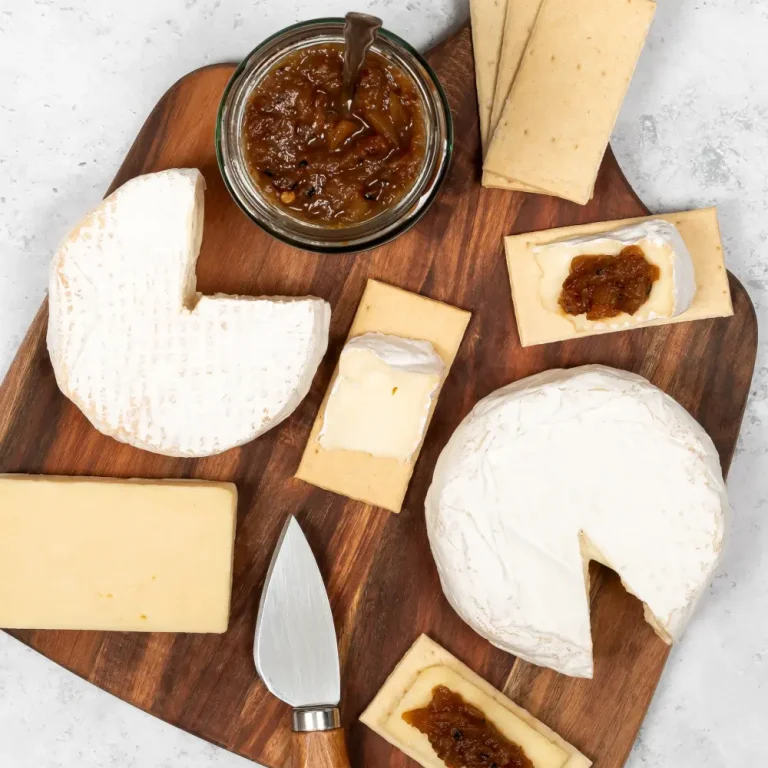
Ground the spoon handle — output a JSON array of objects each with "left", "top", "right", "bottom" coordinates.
[{"left": 341, "top": 12, "right": 383, "bottom": 115}]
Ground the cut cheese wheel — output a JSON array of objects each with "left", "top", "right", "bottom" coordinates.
[
  {"left": 361, "top": 635, "right": 591, "bottom": 768},
  {"left": 47, "top": 168, "right": 331, "bottom": 457},
  {"left": 0, "top": 474, "right": 237, "bottom": 632},
  {"left": 425, "top": 366, "right": 728, "bottom": 678}
]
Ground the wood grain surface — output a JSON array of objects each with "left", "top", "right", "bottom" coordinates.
[{"left": 0, "top": 26, "right": 757, "bottom": 768}]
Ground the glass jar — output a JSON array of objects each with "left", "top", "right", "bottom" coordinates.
[{"left": 216, "top": 18, "right": 453, "bottom": 254}]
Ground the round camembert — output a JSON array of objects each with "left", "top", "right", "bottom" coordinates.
[
  {"left": 425, "top": 365, "right": 728, "bottom": 678},
  {"left": 48, "top": 169, "right": 331, "bottom": 457}
]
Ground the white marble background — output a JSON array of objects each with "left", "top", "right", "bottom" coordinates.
[{"left": 0, "top": 0, "right": 766, "bottom": 766}]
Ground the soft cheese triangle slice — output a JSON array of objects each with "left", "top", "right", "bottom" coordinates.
[
  {"left": 296, "top": 280, "right": 470, "bottom": 513},
  {"left": 535, "top": 220, "right": 696, "bottom": 332},
  {"left": 319, "top": 333, "right": 445, "bottom": 462},
  {"left": 506, "top": 209, "right": 733, "bottom": 347},
  {"left": 0, "top": 474, "right": 237, "bottom": 632},
  {"left": 361, "top": 635, "right": 591, "bottom": 768},
  {"left": 47, "top": 168, "right": 331, "bottom": 457},
  {"left": 425, "top": 366, "right": 728, "bottom": 678}
]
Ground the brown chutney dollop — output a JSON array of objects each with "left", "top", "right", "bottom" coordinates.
[
  {"left": 558, "top": 245, "right": 661, "bottom": 320},
  {"left": 241, "top": 43, "right": 427, "bottom": 226},
  {"left": 402, "top": 685, "right": 534, "bottom": 768}
]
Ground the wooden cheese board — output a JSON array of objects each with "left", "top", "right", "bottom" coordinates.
[{"left": 0, "top": 26, "right": 757, "bottom": 768}]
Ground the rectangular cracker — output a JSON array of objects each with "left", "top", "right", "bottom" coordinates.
[
  {"left": 506, "top": 208, "right": 733, "bottom": 347},
  {"left": 295, "top": 280, "right": 471, "bottom": 513},
  {"left": 484, "top": 0, "right": 657, "bottom": 204},
  {"left": 361, "top": 634, "right": 592, "bottom": 768},
  {"left": 488, "top": 0, "right": 544, "bottom": 139},
  {"left": 470, "top": 0, "right": 509, "bottom": 154}
]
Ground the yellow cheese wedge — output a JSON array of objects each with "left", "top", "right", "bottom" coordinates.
[
  {"left": 505, "top": 209, "right": 733, "bottom": 347},
  {"left": 361, "top": 635, "right": 591, "bottom": 768},
  {"left": 295, "top": 280, "right": 470, "bottom": 513},
  {"left": 484, "top": 0, "right": 657, "bottom": 204},
  {"left": 0, "top": 474, "right": 237, "bottom": 632}
]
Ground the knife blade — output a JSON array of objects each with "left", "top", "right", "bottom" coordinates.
[{"left": 254, "top": 516, "right": 351, "bottom": 768}]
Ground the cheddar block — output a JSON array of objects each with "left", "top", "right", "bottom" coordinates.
[
  {"left": 505, "top": 208, "right": 733, "bottom": 347},
  {"left": 470, "top": 0, "right": 509, "bottom": 153},
  {"left": 0, "top": 475, "right": 237, "bottom": 632},
  {"left": 295, "top": 280, "right": 470, "bottom": 513},
  {"left": 484, "top": 0, "right": 657, "bottom": 204},
  {"left": 361, "top": 635, "right": 592, "bottom": 768}
]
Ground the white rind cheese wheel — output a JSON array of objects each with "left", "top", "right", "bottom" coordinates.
[
  {"left": 425, "top": 365, "right": 727, "bottom": 678},
  {"left": 48, "top": 169, "right": 331, "bottom": 457}
]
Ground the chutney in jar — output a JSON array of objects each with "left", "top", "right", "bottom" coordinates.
[
  {"left": 241, "top": 43, "right": 427, "bottom": 226},
  {"left": 559, "top": 246, "right": 661, "bottom": 321},
  {"left": 402, "top": 685, "right": 534, "bottom": 768}
]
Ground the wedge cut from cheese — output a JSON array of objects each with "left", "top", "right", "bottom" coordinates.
[
  {"left": 534, "top": 220, "right": 696, "bottom": 332},
  {"left": 0, "top": 474, "right": 237, "bottom": 632},
  {"left": 483, "top": 0, "right": 656, "bottom": 204},
  {"left": 425, "top": 366, "right": 728, "bottom": 678},
  {"left": 470, "top": 0, "right": 509, "bottom": 153},
  {"left": 319, "top": 333, "right": 445, "bottom": 462},
  {"left": 506, "top": 209, "right": 733, "bottom": 347},
  {"left": 296, "top": 280, "right": 470, "bottom": 513},
  {"left": 47, "top": 168, "right": 330, "bottom": 457},
  {"left": 361, "top": 635, "right": 591, "bottom": 768}
]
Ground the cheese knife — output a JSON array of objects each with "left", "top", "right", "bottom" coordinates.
[{"left": 254, "top": 516, "right": 351, "bottom": 768}]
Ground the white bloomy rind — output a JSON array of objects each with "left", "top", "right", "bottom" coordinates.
[
  {"left": 47, "top": 168, "right": 331, "bottom": 457},
  {"left": 534, "top": 220, "right": 697, "bottom": 331},
  {"left": 319, "top": 333, "right": 444, "bottom": 462},
  {"left": 425, "top": 365, "right": 727, "bottom": 678}
]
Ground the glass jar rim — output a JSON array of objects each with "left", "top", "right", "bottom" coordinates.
[{"left": 216, "top": 18, "right": 453, "bottom": 254}]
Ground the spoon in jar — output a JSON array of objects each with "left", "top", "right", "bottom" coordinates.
[{"left": 340, "top": 12, "right": 383, "bottom": 117}]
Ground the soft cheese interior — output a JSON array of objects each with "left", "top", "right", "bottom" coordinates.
[
  {"left": 425, "top": 366, "right": 728, "bottom": 678},
  {"left": 534, "top": 220, "right": 697, "bottom": 331},
  {"left": 320, "top": 333, "right": 445, "bottom": 462}
]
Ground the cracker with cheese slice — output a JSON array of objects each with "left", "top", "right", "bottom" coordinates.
[
  {"left": 484, "top": 0, "right": 656, "bottom": 204},
  {"left": 361, "top": 634, "right": 591, "bottom": 768},
  {"left": 506, "top": 208, "right": 733, "bottom": 347},
  {"left": 295, "top": 280, "right": 471, "bottom": 513}
]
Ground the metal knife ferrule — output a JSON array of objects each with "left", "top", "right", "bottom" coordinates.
[{"left": 292, "top": 706, "right": 341, "bottom": 732}]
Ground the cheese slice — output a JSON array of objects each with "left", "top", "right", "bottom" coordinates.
[
  {"left": 319, "top": 333, "right": 445, "bottom": 462},
  {"left": 470, "top": 0, "right": 509, "bottom": 153},
  {"left": 425, "top": 366, "right": 728, "bottom": 678},
  {"left": 296, "top": 280, "right": 470, "bottom": 513},
  {"left": 361, "top": 635, "right": 591, "bottom": 768},
  {"left": 0, "top": 474, "right": 237, "bottom": 632},
  {"left": 535, "top": 220, "right": 696, "bottom": 332},
  {"left": 47, "top": 168, "right": 331, "bottom": 457},
  {"left": 483, "top": 0, "right": 657, "bottom": 204},
  {"left": 506, "top": 209, "right": 733, "bottom": 347}
]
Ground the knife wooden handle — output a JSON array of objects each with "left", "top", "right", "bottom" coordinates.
[{"left": 294, "top": 728, "right": 351, "bottom": 768}]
